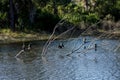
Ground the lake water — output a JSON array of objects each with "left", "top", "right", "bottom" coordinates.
[{"left": 0, "top": 37, "right": 120, "bottom": 80}]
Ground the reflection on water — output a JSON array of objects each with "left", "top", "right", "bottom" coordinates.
[{"left": 0, "top": 38, "right": 120, "bottom": 80}]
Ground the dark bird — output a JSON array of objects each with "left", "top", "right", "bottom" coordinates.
[
  {"left": 15, "top": 42, "right": 25, "bottom": 58},
  {"left": 22, "top": 42, "right": 25, "bottom": 50},
  {"left": 84, "top": 46, "right": 86, "bottom": 49},
  {"left": 27, "top": 43, "right": 31, "bottom": 50},
  {"left": 15, "top": 42, "right": 32, "bottom": 58},
  {"left": 58, "top": 43, "right": 64, "bottom": 49},
  {"left": 83, "top": 37, "right": 87, "bottom": 44},
  {"left": 94, "top": 43, "right": 97, "bottom": 51}
]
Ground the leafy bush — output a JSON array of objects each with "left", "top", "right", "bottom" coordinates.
[
  {"left": 0, "top": 12, "right": 8, "bottom": 28},
  {"left": 85, "top": 13, "right": 100, "bottom": 24}
]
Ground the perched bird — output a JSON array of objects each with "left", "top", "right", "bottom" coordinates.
[
  {"left": 27, "top": 43, "right": 31, "bottom": 50},
  {"left": 94, "top": 43, "right": 97, "bottom": 51},
  {"left": 58, "top": 43, "right": 64, "bottom": 49},
  {"left": 83, "top": 37, "right": 87, "bottom": 44},
  {"left": 15, "top": 42, "right": 25, "bottom": 58},
  {"left": 84, "top": 46, "right": 86, "bottom": 49},
  {"left": 15, "top": 42, "right": 37, "bottom": 63},
  {"left": 15, "top": 42, "right": 32, "bottom": 58},
  {"left": 22, "top": 42, "right": 25, "bottom": 50}
]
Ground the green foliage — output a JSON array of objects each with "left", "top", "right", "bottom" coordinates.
[
  {"left": 0, "top": 0, "right": 9, "bottom": 12},
  {"left": 94, "top": 0, "right": 120, "bottom": 20},
  {"left": 33, "top": 0, "right": 50, "bottom": 7},
  {"left": 85, "top": 13, "right": 99, "bottom": 23},
  {"left": 0, "top": 0, "right": 120, "bottom": 32},
  {"left": 0, "top": 12, "right": 7, "bottom": 20},
  {"left": 64, "top": 13, "right": 82, "bottom": 25},
  {"left": 57, "top": 5, "right": 65, "bottom": 17},
  {"left": 42, "top": 3, "right": 53, "bottom": 13},
  {"left": 61, "top": 2, "right": 99, "bottom": 25},
  {"left": 0, "top": 0, "right": 9, "bottom": 27}
]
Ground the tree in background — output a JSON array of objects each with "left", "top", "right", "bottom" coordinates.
[
  {"left": 9, "top": 0, "right": 15, "bottom": 31},
  {"left": 0, "top": 0, "right": 120, "bottom": 32},
  {"left": 0, "top": 0, "right": 9, "bottom": 28}
]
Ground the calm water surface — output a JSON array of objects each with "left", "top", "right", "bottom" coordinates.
[{"left": 0, "top": 37, "right": 120, "bottom": 80}]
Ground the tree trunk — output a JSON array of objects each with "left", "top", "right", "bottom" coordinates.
[
  {"left": 29, "top": 0, "right": 36, "bottom": 24},
  {"left": 9, "top": 0, "right": 15, "bottom": 31},
  {"left": 53, "top": 1, "right": 58, "bottom": 15}
]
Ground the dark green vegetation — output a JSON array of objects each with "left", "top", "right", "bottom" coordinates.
[{"left": 0, "top": 0, "right": 120, "bottom": 32}]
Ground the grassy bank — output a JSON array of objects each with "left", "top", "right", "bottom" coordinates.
[
  {"left": 0, "top": 29, "right": 51, "bottom": 44},
  {"left": 0, "top": 28, "right": 120, "bottom": 44}
]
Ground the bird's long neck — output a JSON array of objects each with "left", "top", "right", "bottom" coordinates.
[
  {"left": 28, "top": 43, "right": 31, "bottom": 50},
  {"left": 22, "top": 43, "right": 25, "bottom": 50}
]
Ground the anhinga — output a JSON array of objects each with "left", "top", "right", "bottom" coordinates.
[
  {"left": 15, "top": 42, "right": 25, "bottom": 58},
  {"left": 27, "top": 43, "right": 31, "bottom": 50},
  {"left": 58, "top": 43, "right": 64, "bottom": 49},
  {"left": 83, "top": 37, "right": 87, "bottom": 44},
  {"left": 94, "top": 43, "right": 97, "bottom": 51},
  {"left": 15, "top": 43, "right": 32, "bottom": 58}
]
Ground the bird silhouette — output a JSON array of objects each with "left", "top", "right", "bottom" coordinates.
[
  {"left": 15, "top": 42, "right": 25, "bottom": 58},
  {"left": 27, "top": 43, "right": 31, "bottom": 50},
  {"left": 15, "top": 42, "right": 32, "bottom": 58},
  {"left": 83, "top": 37, "right": 87, "bottom": 44},
  {"left": 22, "top": 42, "right": 25, "bottom": 50},
  {"left": 94, "top": 43, "right": 97, "bottom": 51},
  {"left": 58, "top": 43, "right": 64, "bottom": 49},
  {"left": 15, "top": 42, "right": 37, "bottom": 63}
]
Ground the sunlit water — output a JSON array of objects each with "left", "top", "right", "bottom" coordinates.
[{"left": 0, "top": 37, "right": 120, "bottom": 80}]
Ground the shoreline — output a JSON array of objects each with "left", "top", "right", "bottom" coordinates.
[
  {"left": 0, "top": 33, "right": 51, "bottom": 44},
  {"left": 0, "top": 30, "right": 120, "bottom": 44}
]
